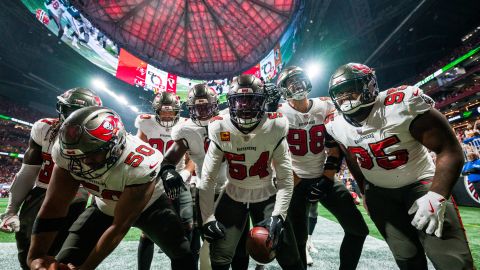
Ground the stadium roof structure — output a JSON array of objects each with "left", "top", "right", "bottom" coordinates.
[{"left": 71, "top": 0, "right": 299, "bottom": 79}]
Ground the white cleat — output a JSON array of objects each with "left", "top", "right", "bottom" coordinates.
[
  {"left": 307, "top": 236, "right": 319, "bottom": 254},
  {"left": 306, "top": 246, "right": 313, "bottom": 266}
]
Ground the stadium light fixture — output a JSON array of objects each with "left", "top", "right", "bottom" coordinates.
[
  {"left": 92, "top": 78, "right": 138, "bottom": 113},
  {"left": 92, "top": 78, "right": 107, "bottom": 90},
  {"left": 117, "top": 95, "right": 129, "bottom": 105},
  {"left": 306, "top": 62, "right": 322, "bottom": 80},
  {"left": 129, "top": 106, "right": 139, "bottom": 112}
]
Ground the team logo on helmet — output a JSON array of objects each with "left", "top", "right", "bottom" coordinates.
[
  {"left": 94, "top": 96, "right": 103, "bottom": 106},
  {"left": 350, "top": 64, "right": 372, "bottom": 75},
  {"left": 86, "top": 115, "right": 121, "bottom": 142}
]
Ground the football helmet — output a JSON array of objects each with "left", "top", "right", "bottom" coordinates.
[
  {"left": 152, "top": 91, "right": 181, "bottom": 128},
  {"left": 186, "top": 83, "right": 219, "bottom": 127},
  {"left": 328, "top": 63, "right": 379, "bottom": 116},
  {"left": 56, "top": 87, "right": 102, "bottom": 121},
  {"left": 227, "top": 75, "right": 266, "bottom": 133},
  {"left": 276, "top": 66, "right": 312, "bottom": 100},
  {"left": 59, "top": 107, "right": 126, "bottom": 179}
]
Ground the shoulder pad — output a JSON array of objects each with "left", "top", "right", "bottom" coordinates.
[
  {"left": 318, "top": 96, "right": 330, "bottom": 101},
  {"left": 210, "top": 115, "right": 223, "bottom": 122},
  {"left": 139, "top": 114, "right": 152, "bottom": 120},
  {"left": 267, "top": 112, "right": 283, "bottom": 119},
  {"left": 39, "top": 118, "right": 59, "bottom": 126},
  {"left": 324, "top": 111, "right": 336, "bottom": 125}
]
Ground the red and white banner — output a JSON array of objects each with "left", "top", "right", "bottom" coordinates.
[
  {"left": 243, "top": 63, "right": 261, "bottom": 79},
  {"left": 116, "top": 49, "right": 147, "bottom": 88},
  {"left": 274, "top": 43, "right": 282, "bottom": 69},
  {"left": 166, "top": 73, "right": 177, "bottom": 93},
  {"left": 145, "top": 64, "right": 169, "bottom": 94}
]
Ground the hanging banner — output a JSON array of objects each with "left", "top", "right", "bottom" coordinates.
[
  {"left": 145, "top": 64, "right": 169, "bottom": 93},
  {"left": 274, "top": 43, "right": 283, "bottom": 70},
  {"left": 260, "top": 50, "right": 276, "bottom": 82},
  {"left": 243, "top": 63, "right": 261, "bottom": 78},
  {"left": 166, "top": 73, "right": 178, "bottom": 93},
  {"left": 116, "top": 49, "right": 147, "bottom": 88}
]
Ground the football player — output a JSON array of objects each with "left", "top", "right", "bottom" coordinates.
[
  {"left": 27, "top": 107, "right": 195, "bottom": 270},
  {"left": 134, "top": 91, "right": 195, "bottom": 270},
  {"left": 0, "top": 87, "right": 101, "bottom": 269},
  {"left": 197, "top": 74, "right": 303, "bottom": 270},
  {"left": 276, "top": 66, "right": 369, "bottom": 269},
  {"left": 326, "top": 63, "right": 474, "bottom": 269},
  {"left": 44, "top": 0, "right": 67, "bottom": 38},
  {"left": 163, "top": 84, "right": 250, "bottom": 270}
]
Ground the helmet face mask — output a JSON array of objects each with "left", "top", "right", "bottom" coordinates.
[
  {"left": 59, "top": 107, "right": 126, "bottom": 179},
  {"left": 156, "top": 107, "right": 180, "bottom": 128},
  {"left": 227, "top": 75, "right": 266, "bottom": 133},
  {"left": 283, "top": 75, "right": 310, "bottom": 100},
  {"left": 277, "top": 66, "right": 312, "bottom": 101},
  {"left": 329, "top": 63, "right": 379, "bottom": 116},
  {"left": 228, "top": 93, "right": 266, "bottom": 130},
  {"left": 152, "top": 92, "right": 181, "bottom": 128},
  {"left": 187, "top": 84, "right": 219, "bottom": 127},
  {"left": 64, "top": 145, "right": 115, "bottom": 179}
]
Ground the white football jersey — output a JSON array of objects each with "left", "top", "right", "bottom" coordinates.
[
  {"left": 45, "top": 0, "right": 66, "bottom": 18},
  {"left": 171, "top": 119, "right": 227, "bottom": 192},
  {"left": 198, "top": 113, "right": 293, "bottom": 223},
  {"left": 325, "top": 86, "right": 436, "bottom": 188},
  {"left": 135, "top": 114, "right": 187, "bottom": 172},
  {"left": 52, "top": 134, "right": 163, "bottom": 216},
  {"left": 277, "top": 98, "right": 335, "bottom": 178},
  {"left": 30, "top": 118, "right": 60, "bottom": 189}
]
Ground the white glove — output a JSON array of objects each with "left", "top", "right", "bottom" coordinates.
[
  {"left": 0, "top": 213, "right": 20, "bottom": 233},
  {"left": 408, "top": 191, "right": 447, "bottom": 238}
]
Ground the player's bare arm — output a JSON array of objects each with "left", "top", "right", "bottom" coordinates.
[
  {"left": 162, "top": 139, "right": 189, "bottom": 166},
  {"left": 28, "top": 165, "right": 80, "bottom": 269},
  {"left": 409, "top": 108, "right": 464, "bottom": 198},
  {"left": 23, "top": 138, "right": 44, "bottom": 165},
  {"left": 80, "top": 180, "right": 156, "bottom": 269}
]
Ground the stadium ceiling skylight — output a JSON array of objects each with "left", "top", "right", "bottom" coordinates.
[
  {"left": 71, "top": 0, "right": 299, "bottom": 79},
  {"left": 72, "top": 0, "right": 299, "bottom": 79}
]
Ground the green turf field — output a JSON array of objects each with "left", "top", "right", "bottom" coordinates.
[
  {"left": 317, "top": 203, "right": 480, "bottom": 268},
  {"left": 0, "top": 198, "right": 478, "bottom": 268}
]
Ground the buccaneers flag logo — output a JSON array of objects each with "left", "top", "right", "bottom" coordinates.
[
  {"left": 350, "top": 64, "right": 372, "bottom": 75},
  {"left": 86, "top": 115, "right": 121, "bottom": 142}
]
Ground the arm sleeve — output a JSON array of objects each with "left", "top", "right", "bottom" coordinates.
[
  {"left": 30, "top": 120, "right": 46, "bottom": 146},
  {"left": 5, "top": 164, "right": 41, "bottom": 214},
  {"left": 134, "top": 115, "right": 142, "bottom": 129},
  {"left": 271, "top": 138, "right": 294, "bottom": 220},
  {"left": 198, "top": 141, "right": 224, "bottom": 224}
]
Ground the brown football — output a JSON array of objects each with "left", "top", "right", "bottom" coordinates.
[{"left": 246, "top": 226, "right": 276, "bottom": 264}]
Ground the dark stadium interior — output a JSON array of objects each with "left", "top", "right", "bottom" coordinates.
[{"left": 0, "top": 0, "right": 479, "bottom": 269}]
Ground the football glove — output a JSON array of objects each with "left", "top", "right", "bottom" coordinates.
[
  {"left": 256, "top": 215, "right": 284, "bottom": 250},
  {"left": 159, "top": 165, "right": 185, "bottom": 199},
  {"left": 202, "top": 220, "right": 226, "bottom": 243},
  {"left": 307, "top": 175, "right": 334, "bottom": 203},
  {"left": 0, "top": 212, "right": 20, "bottom": 233},
  {"left": 408, "top": 191, "right": 447, "bottom": 238}
]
